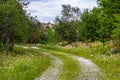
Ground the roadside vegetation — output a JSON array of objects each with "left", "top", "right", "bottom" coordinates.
[
  {"left": 0, "top": 47, "right": 51, "bottom": 80},
  {"left": 0, "top": 0, "right": 120, "bottom": 80},
  {"left": 38, "top": 43, "right": 120, "bottom": 80}
]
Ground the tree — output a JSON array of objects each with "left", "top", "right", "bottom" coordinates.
[
  {"left": 78, "top": 8, "right": 101, "bottom": 41},
  {"left": 97, "top": 0, "right": 120, "bottom": 14},
  {"left": 27, "top": 16, "right": 41, "bottom": 44},
  {"left": 0, "top": 0, "right": 31, "bottom": 51},
  {"left": 55, "top": 4, "right": 81, "bottom": 43},
  {"left": 98, "top": 0, "right": 120, "bottom": 49}
]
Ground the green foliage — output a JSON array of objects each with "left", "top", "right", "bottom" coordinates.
[
  {"left": 46, "top": 28, "right": 57, "bottom": 44},
  {"left": 0, "top": 0, "right": 32, "bottom": 51},
  {"left": 78, "top": 8, "right": 100, "bottom": 41},
  {"left": 55, "top": 21, "right": 78, "bottom": 43},
  {"left": 112, "top": 25, "right": 120, "bottom": 49},
  {"left": 97, "top": 0, "right": 120, "bottom": 14},
  {"left": 38, "top": 27, "right": 55, "bottom": 44},
  {"left": 98, "top": 0, "right": 120, "bottom": 48},
  {"left": 27, "top": 17, "right": 41, "bottom": 44},
  {"left": 55, "top": 4, "right": 81, "bottom": 43}
]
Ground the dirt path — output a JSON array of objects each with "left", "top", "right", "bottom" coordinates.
[
  {"left": 20, "top": 46, "right": 63, "bottom": 80},
  {"left": 72, "top": 56, "right": 106, "bottom": 80},
  {"left": 44, "top": 51, "right": 106, "bottom": 80},
  {"left": 30, "top": 46, "right": 64, "bottom": 80},
  {"left": 34, "top": 52, "right": 63, "bottom": 80},
  {"left": 21, "top": 46, "right": 106, "bottom": 80}
]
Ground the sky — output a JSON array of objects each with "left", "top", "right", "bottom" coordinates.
[{"left": 25, "top": 0, "right": 98, "bottom": 23}]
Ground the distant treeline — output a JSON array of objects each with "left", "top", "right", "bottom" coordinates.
[{"left": 0, "top": 0, "right": 120, "bottom": 51}]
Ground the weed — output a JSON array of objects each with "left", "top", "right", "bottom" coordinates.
[
  {"left": 38, "top": 44, "right": 120, "bottom": 80},
  {"left": 0, "top": 47, "right": 51, "bottom": 80}
]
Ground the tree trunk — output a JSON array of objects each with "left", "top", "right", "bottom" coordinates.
[
  {"left": 9, "top": 40, "right": 14, "bottom": 51},
  {"left": 3, "top": 36, "right": 9, "bottom": 51}
]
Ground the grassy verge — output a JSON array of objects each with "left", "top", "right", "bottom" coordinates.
[
  {"left": 0, "top": 47, "right": 51, "bottom": 80},
  {"left": 38, "top": 44, "right": 120, "bottom": 80},
  {"left": 39, "top": 48, "right": 80, "bottom": 80}
]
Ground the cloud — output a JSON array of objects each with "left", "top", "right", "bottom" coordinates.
[{"left": 25, "top": 0, "right": 98, "bottom": 23}]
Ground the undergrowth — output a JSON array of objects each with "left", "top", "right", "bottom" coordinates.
[
  {"left": 0, "top": 47, "right": 51, "bottom": 80},
  {"left": 38, "top": 44, "right": 120, "bottom": 80}
]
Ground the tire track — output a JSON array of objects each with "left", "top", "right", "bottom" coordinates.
[
  {"left": 72, "top": 56, "right": 106, "bottom": 80},
  {"left": 34, "top": 52, "right": 63, "bottom": 80},
  {"left": 41, "top": 49, "right": 106, "bottom": 80},
  {"left": 21, "top": 46, "right": 106, "bottom": 80},
  {"left": 19, "top": 46, "right": 63, "bottom": 80}
]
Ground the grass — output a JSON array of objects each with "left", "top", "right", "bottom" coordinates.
[
  {"left": 39, "top": 48, "right": 80, "bottom": 80},
  {"left": 0, "top": 47, "right": 51, "bottom": 80},
  {"left": 38, "top": 44, "right": 120, "bottom": 80},
  {"left": 1, "top": 44, "right": 119, "bottom": 80}
]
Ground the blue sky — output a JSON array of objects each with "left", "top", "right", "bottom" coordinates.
[{"left": 25, "top": 0, "right": 98, "bottom": 23}]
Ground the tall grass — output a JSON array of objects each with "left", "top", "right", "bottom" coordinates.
[
  {"left": 38, "top": 44, "right": 120, "bottom": 80},
  {"left": 0, "top": 47, "right": 51, "bottom": 80}
]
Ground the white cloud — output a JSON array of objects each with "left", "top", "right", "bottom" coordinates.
[{"left": 25, "top": 0, "right": 98, "bottom": 23}]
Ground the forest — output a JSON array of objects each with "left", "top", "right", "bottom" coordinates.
[{"left": 0, "top": 0, "right": 120, "bottom": 80}]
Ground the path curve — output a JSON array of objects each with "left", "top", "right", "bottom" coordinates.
[
  {"left": 72, "top": 55, "right": 106, "bottom": 80},
  {"left": 34, "top": 52, "right": 63, "bottom": 80},
  {"left": 48, "top": 51, "right": 106, "bottom": 80},
  {"left": 21, "top": 46, "right": 106, "bottom": 80},
  {"left": 20, "top": 46, "right": 63, "bottom": 80}
]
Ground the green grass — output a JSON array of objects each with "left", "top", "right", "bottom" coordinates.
[
  {"left": 38, "top": 44, "right": 120, "bottom": 80},
  {"left": 0, "top": 47, "right": 51, "bottom": 80},
  {"left": 1, "top": 44, "right": 119, "bottom": 80},
  {"left": 39, "top": 48, "right": 80, "bottom": 80},
  {"left": 58, "top": 55, "right": 80, "bottom": 80}
]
